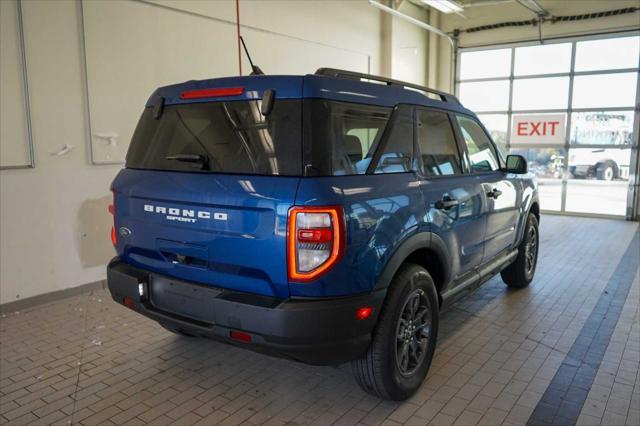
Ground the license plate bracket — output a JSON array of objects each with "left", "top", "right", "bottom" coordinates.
[{"left": 150, "top": 275, "right": 221, "bottom": 323}]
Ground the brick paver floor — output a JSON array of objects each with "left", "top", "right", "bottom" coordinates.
[{"left": 1, "top": 215, "right": 638, "bottom": 425}]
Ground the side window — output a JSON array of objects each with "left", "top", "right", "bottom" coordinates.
[
  {"left": 374, "top": 106, "right": 415, "bottom": 174},
  {"left": 335, "top": 110, "right": 388, "bottom": 175},
  {"left": 456, "top": 115, "right": 501, "bottom": 172},
  {"left": 417, "top": 110, "right": 462, "bottom": 176}
]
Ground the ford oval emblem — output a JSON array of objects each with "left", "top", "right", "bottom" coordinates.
[{"left": 119, "top": 227, "right": 132, "bottom": 238}]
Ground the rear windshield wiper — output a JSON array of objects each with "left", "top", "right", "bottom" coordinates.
[{"left": 165, "top": 154, "right": 209, "bottom": 170}]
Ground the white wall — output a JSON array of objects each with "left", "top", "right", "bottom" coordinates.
[
  {"left": 0, "top": 0, "right": 433, "bottom": 305},
  {"left": 391, "top": 1, "right": 429, "bottom": 85}
]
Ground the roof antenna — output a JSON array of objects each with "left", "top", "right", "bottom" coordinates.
[{"left": 239, "top": 36, "right": 264, "bottom": 75}]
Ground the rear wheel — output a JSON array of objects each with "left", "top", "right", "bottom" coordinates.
[
  {"left": 501, "top": 213, "right": 538, "bottom": 288},
  {"left": 596, "top": 161, "right": 617, "bottom": 181},
  {"left": 352, "top": 264, "right": 438, "bottom": 400}
]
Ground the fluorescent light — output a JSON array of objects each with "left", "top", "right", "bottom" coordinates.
[{"left": 422, "top": 0, "right": 463, "bottom": 14}]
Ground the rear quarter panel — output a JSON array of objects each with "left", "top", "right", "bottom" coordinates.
[{"left": 291, "top": 173, "right": 427, "bottom": 297}]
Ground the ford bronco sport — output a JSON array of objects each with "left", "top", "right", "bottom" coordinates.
[{"left": 107, "top": 68, "right": 539, "bottom": 400}]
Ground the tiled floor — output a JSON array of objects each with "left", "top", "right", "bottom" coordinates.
[{"left": 1, "top": 215, "right": 638, "bottom": 426}]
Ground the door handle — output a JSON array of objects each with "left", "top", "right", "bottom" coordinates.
[
  {"left": 435, "top": 196, "right": 459, "bottom": 210},
  {"left": 487, "top": 188, "right": 503, "bottom": 198}
]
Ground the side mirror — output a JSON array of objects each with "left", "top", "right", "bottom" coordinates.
[{"left": 505, "top": 154, "right": 528, "bottom": 174}]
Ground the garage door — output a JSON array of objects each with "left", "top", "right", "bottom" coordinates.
[{"left": 456, "top": 32, "right": 639, "bottom": 218}]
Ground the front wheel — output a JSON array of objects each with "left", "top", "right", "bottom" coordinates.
[
  {"left": 501, "top": 213, "right": 539, "bottom": 288},
  {"left": 352, "top": 264, "right": 439, "bottom": 400}
]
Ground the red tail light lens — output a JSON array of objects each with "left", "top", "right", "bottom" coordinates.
[
  {"left": 180, "top": 87, "right": 244, "bottom": 99},
  {"left": 230, "top": 331, "right": 252, "bottom": 342},
  {"left": 356, "top": 307, "right": 373, "bottom": 320},
  {"left": 123, "top": 297, "right": 135, "bottom": 309},
  {"left": 288, "top": 206, "right": 345, "bottom": 283},
  {"left": 108, "top": 194, "right": 116, "bottom": 246}
]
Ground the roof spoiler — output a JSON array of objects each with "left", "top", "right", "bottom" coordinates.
[{"left": 315, "top": 68, "right": 460, "bottom": 105}]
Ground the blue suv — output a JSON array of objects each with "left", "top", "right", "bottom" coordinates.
[{"left": 107, "top": 68, "right": 539, "bottom": 400}]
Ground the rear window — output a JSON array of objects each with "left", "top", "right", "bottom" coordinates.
[
  {"left": 126, "top": 100, "right": 302, "bottom": 175},
  {"left": 126, "top": 98, "right": 413, "bottom": 177}
]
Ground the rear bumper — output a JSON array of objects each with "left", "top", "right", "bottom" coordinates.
[{"left": 107, "top": 257, "right": 385, "bottom": 365}]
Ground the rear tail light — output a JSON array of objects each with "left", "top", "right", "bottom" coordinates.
[
  {"left": 108, "top": 193, "right": 116, "bottom": 246},
  {"left": 288, "top": 206, "right": 345, "bottom": 282}
]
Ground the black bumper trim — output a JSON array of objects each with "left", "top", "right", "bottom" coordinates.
[{"left": 107, "top": 257, "right": 386, "bottom": 365}]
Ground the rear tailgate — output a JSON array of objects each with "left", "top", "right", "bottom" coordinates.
[
  {"left": 112, "top": 170, "right": 297, "bottom": 298},
  {"left": 112, "top": 77, "right": 304, "bottom": 299}
]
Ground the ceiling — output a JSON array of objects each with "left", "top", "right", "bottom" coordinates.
[{"left": 427, "top": 0, "right": 640, "bottom": 32}]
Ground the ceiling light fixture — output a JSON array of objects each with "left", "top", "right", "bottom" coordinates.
[{"left": 421, "top": 0, "right": 463, "bottom": 14}]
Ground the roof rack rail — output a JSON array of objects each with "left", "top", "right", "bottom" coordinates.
[{"left": 315, "top": 68, "right": 460, "bottom": 105}]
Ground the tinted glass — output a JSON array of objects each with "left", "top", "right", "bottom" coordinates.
[
  {"left": 373, "top": 106, "right": 415, "bottom": 174},
  {"left": 417, "top": 110, "right": 462, "bottom": 176},
  {"left": 126, "top": 100, "right": 301, "bottom": 175},
  {"left": 456, "top": 115, "right": 500, "bottom": 172},
  {"left": 303, "top": 100, "right": 390, "bottom": 176},
  {"left": 477, "top": 114, "right": 508, "bottom": 155}
]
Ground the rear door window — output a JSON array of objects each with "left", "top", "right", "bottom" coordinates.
[
  {"left": 126, "top": 100, "right": 302, "bottom": 175},
  {"left": 417, "top": 110, "right": 463, "bottom": 176}
]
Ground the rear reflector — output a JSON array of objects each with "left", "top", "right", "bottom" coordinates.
[
  {"left": 108, "top": 194, "right": 116, "bottom": 246},
  {"left": 230, "top": 331, "right": 252, "bottom": 342},
  {"left": 288, "top": 206, "right": 345, "bottom": 283},
  {"left": 180, "top": 87, "right": 244, "bottom": 100},
  {"left": 123, "top": 297, "right": 135, "bottom": 309},
  {"left": 297, "top": 228, "right": 333, "bottom": 243},
  {"left": 356, "top": 307, "right": 373, "bottom": 320}
]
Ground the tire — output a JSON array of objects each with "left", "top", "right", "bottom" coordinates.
[
  {"left": 351, "top": 263, "right": 439, "bottom": 400},
  {"left": 501, "top": 213, "right": 539, "bottom": 288},
  {"left": 596, "top": 161, "right": 616, "bottom": 181},
  {"left": 160, "top": 323, "right": 196, "bottom": 337}
]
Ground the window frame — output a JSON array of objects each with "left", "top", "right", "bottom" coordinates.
[
  {"left": 414, "top": 106, "right": 466, "bottom": 179},
  {"left": 365, "top": 103, "right": 418, "bottom": 176}
]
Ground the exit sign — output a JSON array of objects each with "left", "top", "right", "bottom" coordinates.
[{"left": 511, "top": 114, "right": 566, "bottom": 145}]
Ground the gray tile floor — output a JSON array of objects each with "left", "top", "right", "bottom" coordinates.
[{"left": 1, "top": 215, "right": 638, "bottom": 426}]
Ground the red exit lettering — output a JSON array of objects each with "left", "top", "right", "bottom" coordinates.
[{"left": 516, "top": 121, "right": 560, "bottom": 137}]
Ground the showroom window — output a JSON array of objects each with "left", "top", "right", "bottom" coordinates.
[{"left": 457, "top": 33, "right": 640, "bottom": 218}]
